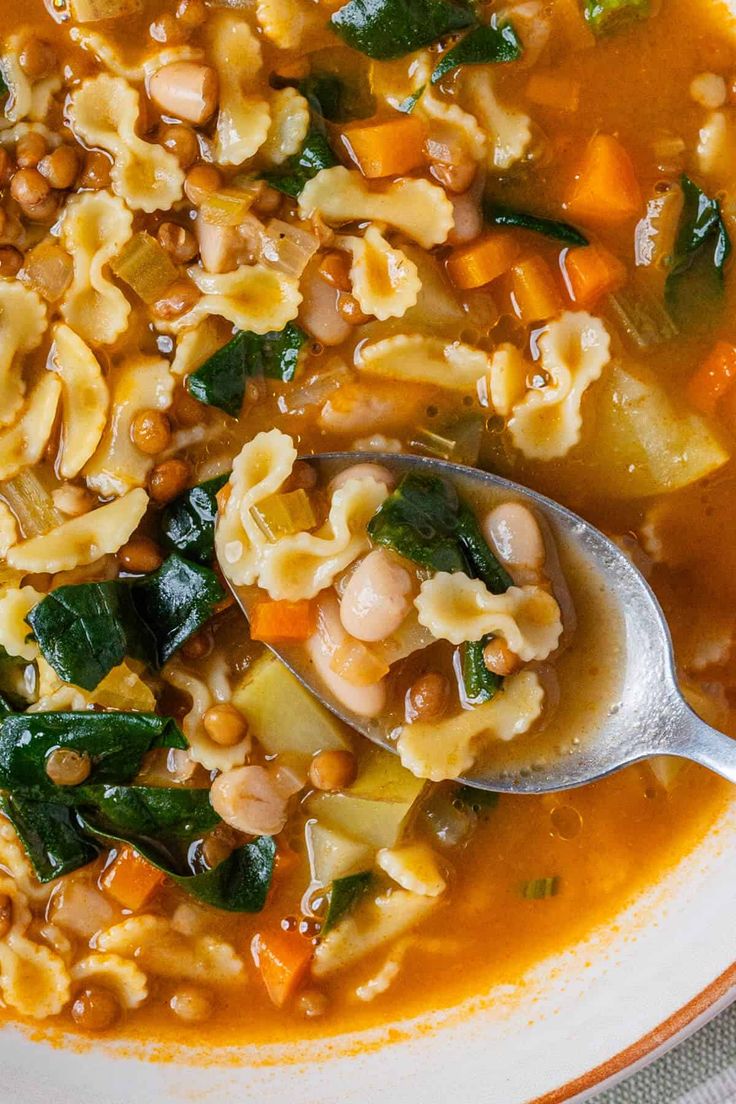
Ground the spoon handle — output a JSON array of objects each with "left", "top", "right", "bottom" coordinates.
[{"left": 665, "top": 695, "right": 736, "bottom": 783}]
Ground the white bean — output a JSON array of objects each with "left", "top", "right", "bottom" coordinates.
[
  {"left": 447, "top": 190, "right": 483, "bottom": 246},
  {"left": 339, "top": 549, "right": 413, "bottom": 642},
  {"left": 149, "top": 62, "right": 219, "bottom": 126},
  {"left": 210, "top": 765, "right": 290, "bottom": 836},
  {"left": 483, "top": 502, "right": 545, "bottom": 574},
  {"left": 306, "top": 592, "right": 387, "bottom": 718},
  {"left": 299, "top": 264, "right": 352, "bottom": 346},
  {"left": 689, "top": 72, "right": 727, "bottom": 110},
  {"left": 328, "top": 463, "right": 395, "bottom": 495}
]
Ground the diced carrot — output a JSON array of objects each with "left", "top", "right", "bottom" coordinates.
[
  {"left": 525, "top": 71, "right": 580, "bottom": 113},
  {"left": 510, "top": 255, "right": 564, "bottom": 322},
  {"left": 252, "top": 927, "right": 313, "bottom": 1008},
  {"left": 338, "top": 115, "right": 426, "bottom": 179},
  {"left": 567, "top": 135, "right": 642, "bottom": 224},
  {"left": 563, "top": 244, "right": 627, "bottom": 308},
  {"left": 686, "top": 342, "right": 736, "bottom": 416},
  {"left": 101, "top": 847, "right": 166, "bottom": 911},
  {"left": 250, "top": 598, "right": 316, "bottom": 642},
  {"left": 446, "top": 233, "right": 521, "bottom": 290}
]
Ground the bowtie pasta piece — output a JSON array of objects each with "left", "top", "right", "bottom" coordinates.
[
  {"left": 51, "top": 324, "right": 109, "bottom": 479},
  {"left": 0, "top": 374, "right": 61, "bottom": 482},
  {"left": 7, "top": 488, "right": 148, "bottom": 573},
  {"left": 207, "top": 13, "right": 271, "bottom": 165},
  {"left": 313, "top": 888, "right": 437, "bottom": 978},
  {"left": 415, "top": 572, "right": 563, "bottom": 660},
  {"left": 255, "top": 0, "right": 325, "bottom": 49},
  {"left": 171, "top": 316, "right": 232, "bottom": 377},
  {"left": 69, "top": 74, "right": 184, "bottom": 212},
  {"left": 0, "top": 35, "right": 62, "bottom": 126},
  {"left": 0, "top": 823, "right": 53, "bottom": 904},
  {"left": 216, "top": 428, "right": 298, "bottom": 587},
  {"left": 96, "top": 914, "right": 245, "bottom": 983},
  {"left": 462, "top": 69, "right": 532, "bottom": 172},
  {"left": 336, "top": 228, "right": 421, "bottom": 321},
  {"left": 171, "top": 264, "right": 302, "bottom": 335},
  {"left": 0, "top": 874, "right": 70, "bottom": 1019},
  {"left": 164, "top": 660, "right": 251, "bottom": 772},
  {"left": 299, "top": 167, "right": 455, "bottom": 249},
  {"left": 398, "top": 669, "right": 544, "bottom": 781},
  {"left": 70, "top": 27, "right": 204, "bottom": 80},
  {"left": 257, "top": 476, "right": 390, "bottom": 601},
  {"left": 84, "top": 354, "right": 174, "bottom": 497},
  {"left": 60, "top": 190, "right": 133, "bottom": 346},
  {"left": 358, "top": 333, "right": 491, "bottom": 390},
  {"left": 0, "top": 586, "right": 44, "bottom": 661},
  {"left": 0, "top": 281, "right": 46, "bottom": 428},
  {"left": 70, "top": 954, "right": 148, "bottom": 1009},
  {"left": 261, "top": 87, "right": 311, "bottom": 165},
  {"left": 489, "top": 311, "right": 611, "bottom": 461},
  {"left": 33, "top": 656, "right": 156, "bottom": 715}
]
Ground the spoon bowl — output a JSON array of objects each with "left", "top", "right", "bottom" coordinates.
[{"left": 220, "top": 452, "right": 736, "bottom": 794}]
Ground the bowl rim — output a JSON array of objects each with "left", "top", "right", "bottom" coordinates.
[{"left": 532, "top": 961, "right": 736, "bottom": 1103}]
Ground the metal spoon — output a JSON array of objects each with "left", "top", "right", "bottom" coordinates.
[{"left": 219, "top": 451, "right": 736, "bottom": 794}]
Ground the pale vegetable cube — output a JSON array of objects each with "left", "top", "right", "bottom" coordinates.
[
  {"left": 349, "top": 744, "right": 426, "bottom": 804},
  {"left": 307, "top": 792, "right": 415, "bottom": 851},
  {"left": 306, "top": 822, "right": 373, "bottom": 887},
  {"left": 232, "top": 653, "right": 351, "bottom": 762}
]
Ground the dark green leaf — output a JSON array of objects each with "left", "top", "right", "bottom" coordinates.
[
  {"left": 367, "top": 472, "right": 468, "bottom": 572},
  {"left": 0, "top": 645, "right": 36, "bottom": 710},
  {"left": 78, "top": 785, "right": 219, "bottom": 840},
  {"left": 0, "top": 75, "right": 7, "bottom": 98},
  {"left": 187, "top": 324, "right": 308, "bottom": 415},
  {"left": 431, "top": 20, "right": 521, "bottom": 83},
  {"left": 397, "top": 85, "right": 425, "bottom": 113},
  {"left": 583, "top": 0, "right": 649, "bottom": 35},
  {"left": 330, "top": 0, "right": 475, "bottom": 60},
  {"left": 323, "top": 871, "right": 372, "bottom": 932},
  {"left": 27, "top": 582, "right": 154, "bottom": 692},
  {"left": 522, "top": 875, "right": 560, "bottom": 899},
  {"left": 456, "top": 504, "right": 513, "bottom": 594},
  {"left": 131, "top": 554, "right": 225, "bottom": 667},
  {"left": 483, "top": 202, "right": 588, "bottom": 246},
  {"left": 665, "top": 175, "right": 731, "bottom": 328},
  {"left": 263, "top": 129, "right": 338, "bottom": 198},
  {"left": 160, "top": 474, "right": 229, "bottom": 564},
  {"left": 0, "top": 792, "right": 98, "bottom": 882},
  {"left": 0, "top": 711, "right": 185, "bottom": 798},
  {"left": 460, "top": 637, "right": 502, "bottom": 705},
  {"left": 299, "top": 73, "right": 375, "bottom": 123}
]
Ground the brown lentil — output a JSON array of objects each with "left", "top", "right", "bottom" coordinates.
[
  {"left": 482, "top": 638, "right": 521, "bottom": 677},
  {"left": 252, "top": 184, "right": 282, "bottom": 215},
  {"left": 157, "top": 221, "right": 199, "bottom": 263},
  {"left": 337, "top": 291, "right": 372, "bottom": 325},
  {"left": 79, "top": 151, "right": 113, "bottom": 191},
  {"left": 159, "top": 123, "right": 200, "bottom": 169},
  {"left": 308, "top": 749, "right": 358, "bottom": 792},
  {"left": 202, "top": 703, "right": 249, "bottom": 747},
  {"left": 45, "top": 748, "right": 92, "bottom": 787},
  {"left": 180, "top": 627, "right": 212, "bottom": 659},
  {"left": 184, "top": 164, "right": 222, "bottom": 206},
  {"left": 15, "top": 131, "right": 46, "bottom": 169},
  {"left": 130, "top": 409, "right": 172, "bottom": 455},
  {"left": 318, "top": 251, "right": 352, "bottom": 291},
  {"left": 19, "top": 36, "right": 56, "bottom": 80},
  {"left": 172, "top": 387, "right": 206, "bottom": 426},
  {"left": 0, "top": 247, "right": 23, "bottom": 278},
  {"left": 71, "top": 987, "right": 120, "bottom": 1032},
  {"left": 11, "top": 167, "right": 50, "bottom": 210},
  {"left": 153, "top": 280, "right": 200, "bottom": 321},
  {"left": 38, "top": 146, "right": 79, "bottom": 190},
  {"left": 118, "top": 536, "right": 164, "bottom": 574},
  {"left": 408, "top": 672, "right": 450, "bottom": 721},
  {"left": 148, "top": 457, "right": 191, "bottom": 502}
]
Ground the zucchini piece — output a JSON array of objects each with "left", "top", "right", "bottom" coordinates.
[
  {"left": 232, "top": 653, "right": 351, "bottom": 763},
  {"left": 306, "top": 821, "right": 374, "bottom": 885}
]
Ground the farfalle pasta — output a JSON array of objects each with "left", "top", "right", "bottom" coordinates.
[
  {"left": 0, "top": 281, "right": 46, "bottom": 427},
  {"left": 358, "top": 334, "right": 491, "bottom": 389},
  {"left": 299, "top": 167, "right": 455, "bottom": 249},
  {"left": 261, "top": 87, "right": 311, "bottom": 166},
  {"left": 51, "top": 324, "right": 109, "bottom": 479},
  {"left": 0, "top": 873, "right": 70, "bottom": 1019},
  {"left": 489, "top": 311, "right": 611, "bottom": 461},
  {"left": 164, "top": 659, "right": 251, "bottom": 772},
  {"left": 207, "top": 13, "right": 271, "bottom": 166},
  {"left": 172, "top": 264, "right": 302, "bottom": 334},
  {"left": 96, "top": 915, "right": 245, "bottom": 983},
  {"left": 0, "top": 374, "right": 60, "bottom": 482},
  {"left": 60, "top": 190, "right": 133, "bottom": 346},
  {"left": 1, "top": 34, "right": 62, "bottom": 126},
  {"left": 461, "top": 68, "right": 532, "bottom": 171},
  {"left": 70, "top": 954, "right": 148, "bottom": 1009},
  {"left": 336, "top": 228, "right": 421, "bottom": 321},
  {"left": 69, "top": 74, "right": 184, "bottom": 212},
  {"left": 0, "top": 585, "right": 43, "bottom": 660}
]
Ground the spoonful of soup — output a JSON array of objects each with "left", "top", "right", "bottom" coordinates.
[{"left": 215, "top": 430, "right": 736, "bottom": 794}]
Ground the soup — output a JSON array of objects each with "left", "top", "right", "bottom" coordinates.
[{"left": 0, "top": 0, "right": 732, "bottom": 1049}]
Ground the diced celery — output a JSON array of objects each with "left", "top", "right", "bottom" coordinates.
[
  {"left": 71, "top": 0, "right": 141, "bottom": 20},
  {"left": 249, "top": 489, "right": 317, "bottom": 542},
  {"left": 1, "top": 469, "right": 62, "bottom": 538},
  {"left": 21, "top": 241, "right": 73, "bottom": 303},
  {"left": 306, "top": 821, "right": 373, "bottom": 886},
  {"left": 110, "top": 232, "right": 178, "bottom": 305},
  {"left": 200, "top": 189, "right": 256, "bottom": 227},
  {"left": 231, "top": 653, "right": 351, "bottom": 762}
]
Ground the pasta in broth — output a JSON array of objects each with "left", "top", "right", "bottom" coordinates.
[{"left": 0, "top": 0, "right": 730, "bottom": 1049}]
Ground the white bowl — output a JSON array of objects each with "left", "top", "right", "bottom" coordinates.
[{"left": 4, "top": 791, "right": 736, "bottom": 1104}]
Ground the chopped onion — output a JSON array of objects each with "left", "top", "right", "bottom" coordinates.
[
  {"left": 200, "top": 189, "right": 256, "bottom": 228},
  {"left": 280, "top": 361, "right": 352, "bottom": 413},
  {"left": 1, "top": 469, "right": 63, "bottom": 538},
  {"left": 607, "top": 284, "right": 678, "bottom": 348},
  {"left": 71, "top": 0, "right": 142, "bottom": 20},
  {"left": 111, "top": 232, "right": 179, "bottom": 305},
  {"left": 410, "top": 414, "right": 485, "bottom": 466},
  {"left": 21, "top": 241, "right": 73, "bottom": 303},
  {"left": 262, "top": 219, "right": 320, "bottom": 278}
]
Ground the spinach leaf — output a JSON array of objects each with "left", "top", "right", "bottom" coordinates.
[
  {"left": 0, "top": 711, "right": 185, "bottom": 798},
  {"left": 27, "top": 582, "right": 155, "bottom": 692},
  {"left": 160, "top": 474, "right": 229, "bottom": 564},
  {"left": 367, "top": 472, "right": 468, "bottom": 572},
  {"left": 431, "top": 20, "right": 521, "bottom": 83},
  {"left": 187, "top": 323, "right": 308, "bottom": 415},
  {"left": 330, "top": 0, "right": 475, "bottom": 60},
  {"left": 323, "top": 870, "right": 372, "bottom": 932},
  {"left": 85, "top": 818, "right": 276, "bottom": 912},
  {"left": 461, "top": 637, "right": 502, "bottom": 704},
  {"left": 0, "top": 75, "right": 7, "bottom": 98},
  {"left": 263, "top": 129, "right": 338, "bottom": 198},
  {"left": 456, "top": 504, "right": 513, "bottom": 594},
  {"left": 0, "top": 792, "right": 98, "bottom": 882},
  {"left": 665, "top": 175, "right": 731, "bottom": 328},
  {"left": 483, "top": 202, "right": 588, "bottom": 246},
  {"left": 131, "top": 554, "right": 225, "bottom": 667},
  {"left": 583, "top": 0, "right": 649, "bottom": 35},
  {"left": 78, "top": 785, "right": 219, "bottom": 840},
  {"left": 0, "top": 645, "right": 36, "bottom": 710},
  {"left": 397, "top": 85, "right": 425, "bottom": 113},
  {"left": 299, "top": 73, "right": 375, "bottom": 123}
]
